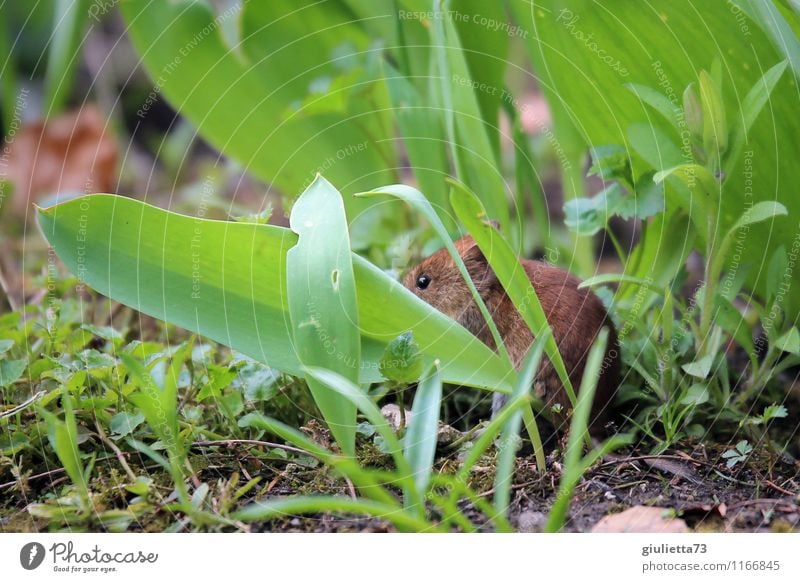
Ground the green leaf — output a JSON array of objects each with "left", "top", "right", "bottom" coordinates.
[
  {"left": 494, "top": 334, "right": 547, "bottom": 515},
  {"left": 0, "top": 339, "right": 14, "bottom": 355},
  {"left": 762, "top": 403, "right": 788, "bottom": 422},
  {"left": 587, "top": 144, "right": 632, "bottom": 183},
  {"left": 726, "top": 60, "right": 788, "bottom": 169},
  {"left": 430, "top": 2, "right": 509, "bottom": 231},
  {"left": 766, "top": 246, "right": 787, "bottom": 304},
  {"left": 510, "top": 0, "right": 800, "bottom": 318},
  {"left": 37, "top": 194, "right": 513, "bottom": 394},
  {"left": 698, "top": 70, "right": 728, "bottom": 164},
  {"left": 774, "top": 327, "right": 800, "bottom": 355},
  {"left": 44, "top": 0, "right": 90, "bottom": 115},
  {"left": 287, "top": 176, "right": 361, "bottom": 456},
  {"left": 384, "top": 62, "right": 455, "bottom": 235},
  {"left": 403, "top": 361, "right": 442, "bottom": 496},
  {"left": 563, "top": 184, "right": 624, "bottom": 236},
  {"left": 626, "top": 83, "right": 683, "bottom": 133},
  {"left": 120, "top": 0, "right": 394, "bottom": 200},
  {"left": 578, "top": 274, "right": 664, "bottom": 294},
  {"left": 627, "top": 123, "right": 685, "bottom": 173},
  {"left": 379, "top": 331, "right": 424, "bottom": 384},
  {"left": 38, "top": 372, "right": 89, "bottom": 504},
  {"left": 737, "top": 1, "right": 800, "bottom": 80},
  {"left": 109, "top": 411, "right": 146, "bottom": 439},
  {"left": 730, "top": 201, "right": 788, "bottom": 231},
  {"left": 681, "top": 384, "right": 710, "bottom": 406},
  {"left": 682, "top": 354, "right": 714, "bottom": 379},
  {"left": 682, "top": 83, "right": 703, "bottom": 139},
  {"left": 0, "top": 359, "right": 26, "bottom": 387}
]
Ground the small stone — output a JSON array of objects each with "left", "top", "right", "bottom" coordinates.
[{"left": 517, "top": 511, "right": 547, "bottom": 533}]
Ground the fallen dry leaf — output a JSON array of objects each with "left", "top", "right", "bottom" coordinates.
[
  {"left": 643, "top": 456, "right": 703, "bottom": 485},
  {"left": 591, "top": 506, "right": 690, "bottom": 533},
  {"left": 6, "top": 104, "right": 117, "bottom": 219}
]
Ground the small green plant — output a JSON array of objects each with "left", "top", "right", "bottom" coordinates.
[
  {"left": 722, "top": 440, "right": 753, "bottom": 469},
  {"left": 564, "top": 63, "right": 794, "bottom": 451}
]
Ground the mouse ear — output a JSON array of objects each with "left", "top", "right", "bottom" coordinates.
[{"left": 460, "top": 238, "right": 498, "bottom": 291}]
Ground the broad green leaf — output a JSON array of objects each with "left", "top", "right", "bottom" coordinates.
[
  {"left": 403, "top": 361, "right": 442, "bottom": 497},
  {"left": 448, "top": 181, "right": 578, "bottom": 407},
  {"left": 737, "top": 0, "right": 800, "bottom": 79},
  {"left": 37, "top": 194, "right": 514, "bottom": 393},
  {"left": 383, "top": 62, "right": 455, "bottom": 235},
  {"left": 287, "top": 176, "right": 361, "bottom": 456},
  {"left": 120, "top": 0, "right": 394, "bottom": 201},
  {"left": 450, "top": 0, "right": 509, "bottom": 153}
]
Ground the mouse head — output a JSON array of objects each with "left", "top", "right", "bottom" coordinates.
[{"left": 402, "top": 235, "right": 498, "bottom": 328}]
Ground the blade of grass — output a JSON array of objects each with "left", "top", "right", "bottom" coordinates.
[
  {"left": 302, "top": 367, "right": 422, "bottom": 514},
  {"left": 37, "top": 372, "right": 90, "bottom": 509},
  {"left": 233, "top": 495, "right": 437, "bottom": 532},
  {"left": 238, "top": 412, "right": 400, "bottom": 508},
  {"left": 494, "top": 332, "right": 548, "bottom": 515},
  {"left": 403, "top": 361, "right": 442, "bottom": 498},
  {"left": 545, "top": 328, "right": 612, "bottom": 532}
]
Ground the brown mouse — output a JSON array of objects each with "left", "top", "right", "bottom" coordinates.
[{"left": 403, "top": 235, "right": 619, "bottom": 434}]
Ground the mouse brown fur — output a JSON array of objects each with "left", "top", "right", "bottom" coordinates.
[{"left": 403, "top": 235, "right": 619, "bottom": 434}]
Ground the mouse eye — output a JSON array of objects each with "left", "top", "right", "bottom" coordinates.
[{"left": 416, "top": 274, "right": 432, "bottom": 290}]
